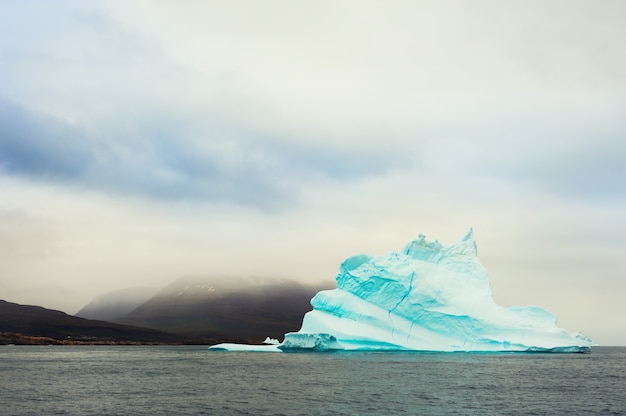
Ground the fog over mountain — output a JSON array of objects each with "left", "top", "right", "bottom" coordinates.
[
  {"left": 110, "top": 276, "right": 332, "bottom": 342},
  {"left": 75, "top": 286, "right": 160, "bottom": 321}
]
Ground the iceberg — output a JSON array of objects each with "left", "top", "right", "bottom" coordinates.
[{"left": 209, "top": 229, "right": 592, "bottom": 353}]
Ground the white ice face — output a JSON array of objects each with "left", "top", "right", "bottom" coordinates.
[{"left": 210, "top": 230, "right": 593, "bottom": 353}]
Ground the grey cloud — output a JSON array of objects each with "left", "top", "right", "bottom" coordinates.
[
  {"left": 412, "top": 106, "right": 626, "bottom": 202},
  {"left": 1, "top": 1, "right": 416, "bottom": 209},
  {"left": 481, "top": 123, "right": 626, "bottom": 201},
  {"left": 1, "top": 0, "right": 625, "bottom": 207},
  {"left": 0, "top": 103, "right": 287, "bottom": 207},
  {"left": 517, "top": 138, "right": 626, "bottom": 200},
  {"left": 0, "top": 101, "right": 92, "bottom": 178},
  {"left": 2, "top": 0, "right": 624, "bottom": 207},
  {"left": 0, "top": 100, "right": 408, "bottom": 208},
  {"left": 84, "top": 122, "right": 412, "bottom": 207}
]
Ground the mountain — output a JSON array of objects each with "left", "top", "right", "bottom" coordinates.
[
  {"left": 0, "top": 299, "right": 183, "bottom": 344},
  {"left": 112, "top": 276, "right": 332, "bottom": 343},
  {"left": 75, "top": 286, "right": 160, "bottom": 321}
]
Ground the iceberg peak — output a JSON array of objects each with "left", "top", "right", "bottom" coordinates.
[
  {"left": 402, "top": 228, "right": 477, "bottom": 262},
  {"left": 446, "top": 227, "right": 478, "bottom": 257},
  {"left": 210, "top": 230, "right": 592, "bottom": 353}
]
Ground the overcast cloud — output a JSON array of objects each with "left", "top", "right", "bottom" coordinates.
[{"left": 1, "top": 0, "right": 625, "bottom": 345}]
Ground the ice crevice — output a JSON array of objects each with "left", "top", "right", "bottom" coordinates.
[{"left": 388, "top": 270, "right": 414, "bottom": 340}]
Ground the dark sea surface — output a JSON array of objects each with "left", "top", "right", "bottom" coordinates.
[{"left": 0, "top": 345, "right": 624, "bottom": 416}]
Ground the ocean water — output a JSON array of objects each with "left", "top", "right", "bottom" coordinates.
[{"left": 0, "top": 346, "right": 624, "bottom": 415}]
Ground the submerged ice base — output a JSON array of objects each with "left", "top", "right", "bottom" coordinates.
[{"left": 209, "top": 230, "right": 592, "bottom": 353}]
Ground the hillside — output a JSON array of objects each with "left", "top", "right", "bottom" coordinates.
[{"left": 0, "top": 300, "right": 184, "bottom": 344}]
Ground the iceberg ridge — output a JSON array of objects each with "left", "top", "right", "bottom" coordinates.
[{"left": 209, "top": 230, "right": 592, "bottom": 353}]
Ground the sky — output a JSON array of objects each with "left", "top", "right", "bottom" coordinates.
[{"left": 1, "top": 0, "right": 625, "bottom": 345}]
